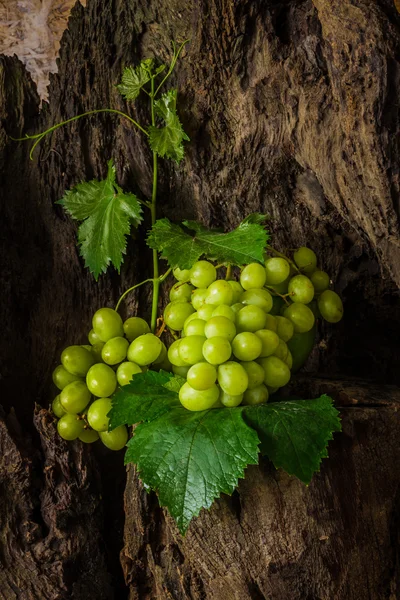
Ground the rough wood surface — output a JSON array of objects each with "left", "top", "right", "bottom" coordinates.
[{"left": 0, "top": 0, "right": 400, "bottom": 598}]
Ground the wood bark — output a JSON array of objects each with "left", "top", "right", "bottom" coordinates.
[{"left": 1, "top": 0, "right": 400, "bottom": 598}]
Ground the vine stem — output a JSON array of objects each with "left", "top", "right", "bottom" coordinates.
[
  {"left": 115, "top": 268, "right": 171, "bottom": 313},
  {"left": 150, "top": 77, "right": 160, "bottom": 333}
]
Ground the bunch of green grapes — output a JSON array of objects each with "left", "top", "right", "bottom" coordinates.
[
  {"left": 51, "top": 308, "right": 171, "bottom": 449},
  {"left": 164, "top": 248, "right": 343, "bottom": 411}
]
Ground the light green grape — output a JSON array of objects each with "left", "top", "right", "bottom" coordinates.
[
  {"left": 264, "top": 257, "right": 291, "bottom": 285},
  {"left": 79, "top": 429, "right": 100, "bottom": 443},
  {"left": 88, "top": 329, "right": 102, "bottom": 345},
  {"left": 255, "top": 329, "right": 280, "bottom": 357},
  {"left": 179, "top": 382, "right": 220, "bottom": 411},
  {"left": 285, "top": 350, "right": 293, "bottom": 369},
  {"left": 240, "top": 361, "right": 265, "bottom": 389},
  {"left": 219, "top": 390, "right": 243, "bottom": 407},
  {"left": 202, "top": 337, "right": 232, "bottom": 365},
  {"left": 61, "top": 345, "right": 95, "bottom": 377},
  {"left": 172, "top": 365, "right": 190, "bottom": 377},
  {"left": 231, "top": 302, "right": 244, "bottom": 314},
  {"left": 284, "top": 302, "right": 315, "bottom": 333},
  {"left": 205, "top": 280, "right": 234, "bottom": 306},
  {"left": 87, "top": 397, "right": 112, "bottom": 432},
  {"left": 52, "top": 365, "right": 82, "bottom": 390},
  {"left": 275, "top": 316, "right": 294, "bottom": 342},
  {"left": 60, "top": 381, "right": 91, "bottom": 414},
  {"left": 227, "top": 280, "right": 244, "bottom": 303},
  {"left": 100, "top": 426, "right": 128, "bottom": 451},
  {"left": 310, "top": 270, "right": 330, "bottom": 294},
  {"left": 293, "top": 247, "right": 317, "bottom": 274},
  {"left": 318, "top": 290, "right": 343, "bottom": 323},
  {"left": 101, "top": 336, "right": 129, "bottom": 365},
  {"left": 240, "top": 263, "right": 267, "bottom": 290},
  {"left": 86, "top": 363, "right": 117, "bottom": 397},
  {"left": 123, "top": 317, "right": 150, "bottom": 342},
  {"left": 184, "top": 312, "right": 200, "bottom": 326},
  {"left": 242, "top": 384, "right": 269, "bottom": 406},
  {"left": 169, "top": 281, "right": 194, "bottom": 302},
  {"left": 167, "top": 339, "right": 189, "bottom": 367},
  {"left": 81, "top": 344, "right": 92, "bottom": 351},
  {"left": 152, "top": 342, "right": 168, "bottom": 365},
  {"left": 240, "top": 289, "right": 273, "bottom": 313},
  {"left": 127, "top": 333, "right": 162, "bottom": 366},
  {"left": 217, "top": 361, "right": 248, "bottom": 395},
  {"left": 164, "top": 302, "right": 195, "bottom": 331},
  {"left": 57, "top": 414, "right": 85, "bottom": 441},
  {"left": 288, "top": 274, "right": 315, "bottom": 304},
  {"left": 232, "top": 332, "right": 262, "bottom": 361},
  {"left": 204, "top": 316, "right": 236, "bottom": 341},
  {"left": 184, "top": 318, "right": 206, "bottom": 337},
  {"left": 258, "top": 356, "right": 291, "bottom": 387},
  {"left": 189, "top": 260, "right": 217, "bottom": 288},
  {"left": 52, "top": 395, "right": 66, "bottom": 418},
  {"left": 92, "top": 308, "right": 124, "bottom": 342},
  {"left": 236, "top": 305, "right": 267, "bottom": 333},
  {"left": 116, "top": 361, "right": 142, "bottom": 386},
  {"left": 212, "top": 305, "right": 235, "bottom": 322},
  {"left": 273, "top": 339, "right": 288, "bottom": 361},
  {"left": 197, "top": 305, "right": 216, "bottom": 321},
  {"left": 191, "top": 288, "right": 209, "bottom": 310},
  {"left": 264, "top": 314, "right": 278, "bottom": 332},
  {"left": 187, "top": 362, "right": 217, "bottom": 390},
  {"left": 173, "top": 267, "right": 191, "bottom": 281},
  {"left": 91, "top": 342, "right": 105, "bottom": 363},
  {"left": 178, "top": 336, "right": 206, "bottom": 365}
]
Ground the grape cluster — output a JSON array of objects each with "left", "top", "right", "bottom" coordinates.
[
  {"left": 51, "top": 308, "right": 169, "bottom": 449},
  {"left": 164, "top": 247, "right": 343, "bottom": 411}
]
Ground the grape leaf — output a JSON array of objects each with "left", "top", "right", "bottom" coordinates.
[
  {"left": 148, "top": 89, "right": 189, "bottom": 162},
  {"left": 108, "top": 370, "right": 181, "bottom": 430},
  {"left": 244, "top": 395, "right": 341, "bottom": 484},
  {"left": 117, "top": 59, "right": 165, "bottom": 100},
  {"left": 147, "top": 213, "right": 269, "bottom": 269},
  {"left": 125, "top": 406, "right": 260, "bottom": 533},
  {"left": 58, "top": 159, "right": 142, "bottom": 279}
]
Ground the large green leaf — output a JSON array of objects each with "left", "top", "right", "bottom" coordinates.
[{"left": 117, "top": 59, "right": 165, "bottom": 101}]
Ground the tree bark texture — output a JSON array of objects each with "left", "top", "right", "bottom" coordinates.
[{"left": 1, "top": 0, "right": 400, "bottom": 598}]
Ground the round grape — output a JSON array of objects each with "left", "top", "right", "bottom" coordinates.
[
  {"left": 212, "top": 305, "right": 235, "bottom": 322},
  {"left": 123, "top": 317, "right": 150, "bottom": 342},
  {"left": 87, "top": 397, "right": 112, "bottom": 432},
  {"left": 168, "top": 339, "right": 189, "bottom": 367},
  {"left": 184, "top": 318, "right": 206, "bottom": 337},
  {"left": 293, "top": 247, "right": 317, "bottom": 274},
  {"left": 52, "top": 395, "right": 66, "bottom": 418},
  {"left": 61, "top": 345, "right": 95, "bottom": 377},
  {"left": 57, "top": 413, "right": 85, "bottom": 441},
  {"left": 284, "top": 302, "right": 315, "bottom": 333},
  {"left": 79, "top": 429, "right": 99, "bottom": 443},
  {"left": 86, "top": 363, "right": 117, "bottom": 397},
  {"left": 116, "top": 361, "right": 142, "bottom": 386},
  {"left": 240, "top": 263, "right": 267, "bottom": 290},
  {"left": 127, "top": 333, "right": 162, "bottom": 366},
  {"left": 285, "top": 350, "right": 293, "bottom": 369},
  {"left": 236, "top": 305, "right": 267, "bottom": 333},
  {"left": 101, "top": 336, "right": 129, "bottom": 365},
  {"left": 255, "top": 329, "right": 280, "bottom": 357},
  {"left": 240, "top": 288, "right": 273, "bottom": 313},
  {"left": 204, "top": 316, "right": 236, "bottom": 341},
  {"left": 310, "top": 270, "right": 330, "bottom": 294},
  {"left": 52, "top": 365, "right": 83, "bottom": 390},
  {"left": 240, "top": 361, "right": 265, "bottom": 389},
  {"left": 100, "top": 425, "right": 128, "bottom": 451},
  {"left": 202, "top": 337, "right": 232, "bottom": 365},
  {"left": 242, "top": 384, "right": 269, "bottom": 406},
  {"left": 187, "top": 363, "right": 217, "bottom": 391},
  {"left": 217, "top": 361, "right": 249, "bottom": 395},
  {"left": 219, "top": 390, "right": 243, "bottom": 407},
  {"left": 275, "top": 316, "right": 294, "bottom": 342},
  {"left": 173, "top": 267, "right": 191, "bottom": 281},
  {"left": 164, "top": 302, "right": 195, "bottom": 331},
  {"left": 191, "top": 288, "right": 209, "bottom": 310},
  {"left": 172, "top": 365, "right": 190, "bottom": 377},
  {"left": 169, "top": 281, "right": 194, "bottom": 302},
  {"left": 264, "top": 257, "right": 291, "bottom": 285},
  {"left": 318, "top": 290, "right": 343, "bottom": 323},
  {"left": 227, "top": 280, "right": 244, "bottom": 303},
  {"left": 179, "top": 382, "right": 220, "bottom": 411},
  {"left": 197, "top": 305, "right": 215, "bottom": 321},
  {"left": 60, "top": 381, "right": 91, "bottom": 414},
  {"left": 232, "top": 332, "right": 262, "bottom": 361},
  {"left": 88, "top": 329, "right": 102, "bottom": 345},
  {"left": 231, "top": 302, "right": 244, "bottom": 314},
  {"left": 264, "top": 314, "right": 278, "bottom": 332},
  {"left": 91, "top": 342, "right": 105, "bottom": 363},
  {"left": 288, "top": 274, "right": 315, "bottom": 304},
  {"left": 273, "top": 339, "right": 288, "bottom": 361},
  {"left": 92, "top": 308, "right": 124, "bottom": 342},
  {"left": 189, "top": 261, "right": 217, "bottom": 288},
  {"left": 178, "top": 336, "right": 206, "bottom": 365},
  {"left": 258, "top": 356, "right": 291, "bottom": 387},
  {"left": 152, "top": 342, "right": 168, "bottom": 365},
  {"left": 205, "top": 280, "right": 234, "bottom": 306}
]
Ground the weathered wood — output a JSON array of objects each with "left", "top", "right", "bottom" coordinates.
[{"left": 0, "top": 0, "right": 400, "bottom": 598}]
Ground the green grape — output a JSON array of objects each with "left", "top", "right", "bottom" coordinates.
[
  {"left": 202, "top": 337, "right": 232, "bottom": 365},
  {"left": 100, "top": 425, "right": 128, "bottom": 451},
  {"left": 191, "top": 288, "right": 209, "bottom": 310},
  {"left": 87, "top": 397, "right": 112, "bottom": 432},
  {"left": 57, "top": 414, "right": 85, "bottom": 441},
  {"left": 81, "top": 344, "right": 92, "bottom": 351},
  {"left": 169, "top": 281, "right": 195, "bottom": 302},
  {"left": 287, "top": 325, "right": 317, "bottom": 373},
  {"left": 269, "top": 296, "right": 285, "bottom": 316},
  {"left": 236, "top": 305, "right": 267, "bottom": 333},
  {"left": 273, "top": 339, "right": 288, "bottom": 361},
  {"left": 255, "top": 329, "right": 280, "bottom": 357},
  {"left": 227, "top": 280, "right": 244, "bottom": 303},
  {"left": 123, "top": 317, "right": 150, "bottom": 342},
  {"left": 60, "top": 381, "right": 91, "bottom": 414},
  {"left": 184, "top": 312, "right": 200, "bottom": 326},
  {"left": 232, "top": 332, "right": 262, "bottom": 361},
  {"left": 173, "top": 267, "right": 191, "bottom": 281},
  {"left": 318, "top": 290, "right": 343, "bottom": 323},
  {"left": 240, "top": 361, "right": 265, "bottom": 389},
  {"left": 88, "top": 329, "right": 102, "bottom": 345},
  {"left": 293, "top": 247, "right": 317, "bottom": 274},
  {"left": 258, "top": 356, "right": 291, "bottom": 388},
  {"left": 275, "top": 316, "right": 294, "bottom": 342},
  {"left": 101, "top": 336, "right": 129, "bottom": 365},
  {"left": 219, "top": 390, "right": 243, "bottom": 407},
  {"left": 240, "top": 288, "right": 273, "bottom": 313},
  {"left": 231, "top": 302, "right": 244, "bottom": 314},
  {"left": 91, "top": 342, "right": 105, "bottom": 363},
  {"left": 284, "top": 302, "right": 315, "bottom": 333},
  {"left": 270, "top": 275, "right": 290, "bottom": 295},
  {"left": 79, "top": 429, "right": 99, "bottom": 443},
  {"left": 205, "top": 280, "right": 234, "bottom": 306},
  {"left": 164, "top": 302, "right": 195, "bottom": 331},
  {"left": 127, "top": 333, "right": 162, "bottom": 366},
  {"left": 264, "top": 257, "right": 291, "bottom": 285},
  {"left": 116, "top": 361, "right": 142, "bottom": 386},
  {"left": 240, "top": 263, "right": 267, "bottom": 290},
  {"left": 61, "top": 346, "right": 95, "bottom": 377},
  {"left": 86, "top": 363, "right": 117, "bottom": 397},
  {"left": 197, "top": 304, "right": 216, "bottom": 321},
  {"left": 189, "top": 260, "right": 217, "bottom": 288},
  {"left": 92, "top": 308, "right": 124, "bottom": 342},
  {"left": 52, "top": 365, "right": 82, "bottom": 390},
  {"left": 288, "top": 274, "right": 315, "bottom": 304},
  {"left": 212, "top": 305, "right": 235, "bottom": 322},
  {"left": 264, "top": 314, "right": 278, "bottom": 332},
  {"left": 151, "top": 342, "right": 167, "bottom": 365},
  {"left": 242, "top": 384, "right": 269, "bottom": 406},
  {"left": 178, "top": 336, "right": 206, "bottom": 365},
  {"left": 52, "top": 395, "right": 66, "bottom": 418},
  {"left": 172, "top": 365, "right": 190, "bottom": 377},
  {"left": 217, "top": 361, "right": 249, "bottom": 395},
  {"left": 167, "top": 339, "right": 189, "bottom": 367},
  {"left": 184, "top": 318, "right": 206, "bottom": 337},
  {"left": 179, "top": 382, "right": 219, "bottom": 411},
  {"left": 204, "top": 316, "right": 236, "bottom": 341},
  {"left": 187, "top": 362, "right": 217, "bottom": 391},
  {"left": 285, "top": 350, "right": 293, "bottom": 369},
  {"left": 310, "top": 270, "right": 330, "bottom": 294}
]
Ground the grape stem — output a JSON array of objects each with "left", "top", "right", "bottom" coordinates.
[
  {"left": 264, "top": 286, "right": 291, "bottom": 305},
  {"left": 115, "top": 268, "right": 171, "bottom": 313},
  {"left": 225, "top": 264, "right": 232, "bottom": 280},
  {"left": 150, "top": 75, "right": 159, "bottom": 333}
]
